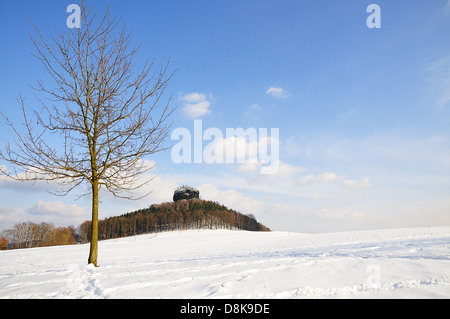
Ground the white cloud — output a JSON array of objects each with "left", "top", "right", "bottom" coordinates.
[
  {"left": 203, "top": 133, "right": 280, "bottom": 174},
  {"left": 181, "top": 92, "right": 207, "bottom": 103},
  {"left": 276, "top": 162, "right": 307, "bottom": 178},
  {"left": 297, "top": 172, "right": 371, "bottom": 190},
  {"left": 298, "top": 172, "right": 339, "bottom": 185},
  {"left": 28, "top": 200, "right": 88, "bottom": 218},
  {"left": 237, "top": 161, "right": 262, "bottom": 172},
  {"left": 210, "top": 136, "right": 260, "bottom": 163},
  {"left": 0, "top": 206, "right": 23, "bottom": 229},
  {"left": 240, "top": 160, "right": 305, "bottom": 178},
  {"left": 197, "top": 183, "right": 265, "bottom": 215},
  {"left": 343, "top": 178, "right": 372, "bottom": 189},
  {"left": 181, "top": 92, "right": 211, "bottom": 119},
  {"left": 0, "top": 169, "right": 52, "bottom": 193},
  {"left": 137, "top": 175, "right": 180, "bottom": 204},
  {"left": 266, "top": 86, "right": 289, "bottom": 99},
  {"left": 0, "top": 200, "right": 90, "bottom": 229}
]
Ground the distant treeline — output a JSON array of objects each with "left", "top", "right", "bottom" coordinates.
[
  {"left": 78, "top": 199, "right": 270, "bottom": 243},
  {"left": 0, "top": 199, "right": 269, "bottom": 250},
  {"left": 0, "top": 222, "right": 77, "bottom": 250}
]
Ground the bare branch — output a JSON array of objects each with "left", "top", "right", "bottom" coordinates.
[
  {"left": 0, "top": 0, "right": 175, "bottom": 266},
  {"left": 1, "top": 1, "right": 174, "bottom": 199}
]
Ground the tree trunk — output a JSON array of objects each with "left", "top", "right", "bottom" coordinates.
[{"left": 88, "top": 181, "right": 99, "bottom": 267}]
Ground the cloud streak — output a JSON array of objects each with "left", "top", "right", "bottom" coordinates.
[
  {"left": 266, "top": 86, "right": 290, "bottom": 99},
  {"left": 181, "top": 92, "right": 212, "bottom": 119}
]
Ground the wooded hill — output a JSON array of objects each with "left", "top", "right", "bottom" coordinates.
[{"left": 79, "top": 199, "right": 270, "bottom": 243}]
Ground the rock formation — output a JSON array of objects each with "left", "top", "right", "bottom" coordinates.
[{"left": 173, "top": 186, "right": 200, "bottom": 202}]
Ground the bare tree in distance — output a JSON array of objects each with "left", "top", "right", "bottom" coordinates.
[{"left": 0, "top": 1, "right": 175, "bottom": 266}]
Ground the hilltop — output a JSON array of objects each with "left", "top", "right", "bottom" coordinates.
[{"left": 79, "top": 199, "right": 270, "bottom": 242}]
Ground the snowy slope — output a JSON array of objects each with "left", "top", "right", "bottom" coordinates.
[{"left": 0, "top": 227, "right": 449, "bottom": 299}]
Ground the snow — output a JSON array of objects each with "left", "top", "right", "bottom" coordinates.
[{"left": 0, "top": 227, "right": 449, "bottom": 299}]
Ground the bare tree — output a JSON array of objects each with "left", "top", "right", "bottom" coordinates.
[{"left": 0, "top": 2, "right": 174, "bottom": 266}]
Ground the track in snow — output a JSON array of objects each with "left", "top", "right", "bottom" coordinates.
[{"left": 0, "top": 227, "right": 449, "bottom": 298}]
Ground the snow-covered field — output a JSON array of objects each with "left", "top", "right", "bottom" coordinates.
[{"left": 0, "top": 227, "right": 449, "bottom": 299}]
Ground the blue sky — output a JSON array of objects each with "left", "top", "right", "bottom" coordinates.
[{"left": 1, "top": 0, "right": 450, "bottom": 233}]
